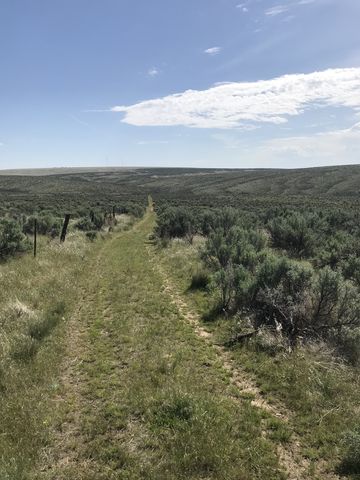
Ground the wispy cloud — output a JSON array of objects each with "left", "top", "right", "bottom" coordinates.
[
  {"left": 0, "top": 142, "right": 3, "bottom": 147},
  {"left": 69, "top": 114, "right": 90, "bottom": 127},
  {"left": 262, "top": 122, "right": 360, "bottom": 158},
  {"left": 265, "top": 4, "right": 290, "bottom": 16},
  {"left": 265, "top": 0, "right": 317, "bottom": 17},
  {"left": 236, "top": 3, "right": 249, "bottom": 12},
  {"left": 112, "top": 68, "right": 360, "bottom": 130},
  {"left": 148, "top": 67, "right": 159, "bottom": 77},
  {"left": 137, "top": 140, "right": 169, "bottom": 145},
  {"left": 298, "top": 0, "right": 316, "bottom": 4},
  {"left": 204, "top": 46, "right": 222, "bottom": 56}
]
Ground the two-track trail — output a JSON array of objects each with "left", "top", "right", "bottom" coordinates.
[{"left": 34, "top": 209, "right": 337, "bottom": 480}]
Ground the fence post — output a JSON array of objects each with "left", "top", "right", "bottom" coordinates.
[
  {"left": 33, "top": 218, "right": 37, "bottom": 257},
  {"left": 60, "top": 214, "right": 71, "bottom": 242},
  {"left": 113, "top": 205, "right": 116, "bottom": 220}
]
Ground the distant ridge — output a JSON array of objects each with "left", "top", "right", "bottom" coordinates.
[{"left": 0, "top": 164, "right": 359, "bottom": 197}]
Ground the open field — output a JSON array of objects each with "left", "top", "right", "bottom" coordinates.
[{"left": 0, "top": 166, "right": 359, "bottom": 479}]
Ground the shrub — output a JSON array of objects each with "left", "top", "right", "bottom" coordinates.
[
  {"left": 342, "top": 254, "right": 360, "bottom": 286},
  {"left": 268, "top": 212, "right": 317, "bottom": 258},
  {"left": 76, "top": 212, "right": 104, "bottom": 231},
  {"left": 312, "top": 268, "right": 360, "bottom": 335},
  {"left": 190, "top": 268, "right": 210, "bottom": 290},
  {"left": 0, "top": 218, "right": 31, "bottom": 259},
  {"left": 340, "top": 426, "right": 360, "bottom": 474},
  {"left": 254, "top": 260, "right": 314, "bottom": 345},
  {"left": 86, "top": 231, "right": 98, "bottom": 241},
  {"left": 337, "top": 328, "right": 360, "bottom": 366},
  {"left": 118, "top": 203, "right": 145, "bottom": 218},
  {"left": 155, "top": 207, "right": 198, "bottom": 243},
  {"left": 75, "top": 216, "right": 94, "bottom": 231},
  {"left": 23, "top": 214, "right": 61, "bottom": 237}
]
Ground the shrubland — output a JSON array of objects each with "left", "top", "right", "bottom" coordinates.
[{"left": 155, "top": 201, "right": 360, "bottom": 475}]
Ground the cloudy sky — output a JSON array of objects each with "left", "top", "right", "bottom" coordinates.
[{"left": 1, "top": 0, "right": 360, "bottom": 169}]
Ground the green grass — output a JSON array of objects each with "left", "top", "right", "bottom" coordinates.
[
  {"left": 0, "top": 231, "right": 97, "bottom": 480},
  {"left": 3, "top": 203, "right": 359, "bottom": 479},
  {"left": 157, "top": 235, "right": 360, "bottom": 478},
  {"left": 34, "top": 211, "right": 286, "bottom": 480}
]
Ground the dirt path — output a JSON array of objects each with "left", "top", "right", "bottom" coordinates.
[
  {"left": 37, "top": 238, "right": 114, "bottom": 477},
  {"left": 151, "top": 253, "right": 340, "bottom": 480},
  {"left": 35, "top": 209, "right": 339, "bottom": 480}
]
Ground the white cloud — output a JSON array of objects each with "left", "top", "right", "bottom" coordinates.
[
  {"left": 265, "top": 4, "right": 290, "bottom": 16},
  {"left": 0, "top": 142, "right": 3, "bottom": 147},
  {"left": 266, "top": 0, "right": 317, "bottom": 17},
  {"left": 148, "top": 67, "right": 159, "bottom": 77},
  {"left": 112, "top": 68, "right": 360, "bottom": 130},
  {"left": 204, "top": 46, "right": 222, "bottom": 56},
  {"left": 264, "top": 122, "right": 360, "bottom": 158}
]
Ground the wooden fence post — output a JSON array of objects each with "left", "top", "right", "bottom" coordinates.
[
  {"left": 60, "top": 214, "right": 71, "bottom": 242},
  {"left": 33, "top": 218, "right": 37, "bottom": 257}
]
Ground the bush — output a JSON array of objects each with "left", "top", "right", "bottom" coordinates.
[
  {"left": 76, "top": 212, "right": 104, "bottom": 232},
  {"left": 76, "top": 217, "right": 95, "bottom": 231},
  {"left": 118, "top": 203, "right": 145, "bottom": 218},
  {"left": 190, "top": 268, "right": 210, "bottom": 290},
  {"left": 156, "top": 207, "right": 198, "bottom": 243},
  {"left": 86, "top": 231, "right": 98, "bottom": 241},
  {"left": 254, "top": 260, "right": 314, "bottom": 345},
  {"left": 312, "top": 268, "right": 360, "bottom": 333},
  {"left": 0, "top": 218, "right": 31, "bottom": 259},
  {"left": 342, "top": 254, "right": 360, "bottom": 286},
  {"left": 337, "top": 328, "right": 360, "bottom": 366},
  {"left": 23, "top": 214, "right": 61, "bottom": 237},
  {"left": 340, "top": 426, "right": 360, "bottom": 474},
  {"left": 268, "top": 212, "right": 317, "bottom": 258}
]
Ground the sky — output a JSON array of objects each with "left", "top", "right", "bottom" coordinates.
[{"left": 1, "top": 0, "right": 360, "bottom": 170}]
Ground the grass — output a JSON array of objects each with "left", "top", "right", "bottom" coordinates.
[
  {"left": 0, "top": 231, "right": 97, "bottom": 480},
  {"left": 3, "top": 203, "right": 358, "bottom": 478},
  {"left": 33, "top": 211, "right": 287, "bottom": 480},
  {"left": 157, "top": 235, "right": 360, "bottom": 478}
]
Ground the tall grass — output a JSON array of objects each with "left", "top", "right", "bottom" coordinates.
[{"left": 0, "top": 232, "right": 93, "bottom": 479}]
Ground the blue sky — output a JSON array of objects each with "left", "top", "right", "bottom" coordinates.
[{"left": 1, "top": 0, "right": 360, "bottom": 169}]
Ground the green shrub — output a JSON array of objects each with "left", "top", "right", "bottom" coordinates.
[
  {"left": 118, "top": 202, "right": 145, "bottom": 218},
  {"left": 86, "top": 231, "right": 98, "bottom": 241},
  {"left": 76, "top": 210, "right": 105, "bottom": 231},
  {"left": 0, "top": 218, "right": 31, "bottom": 259},
  {"left": 190, "top": 268, "right": 210, "bottom": 290},
  {"left": 268, "top": 212, "right": 318, "bottom": 258},
  {"left": 23, "top": 214, "right": 61, "bottom": 237},
  {"left": 155, "top": 206, "right": 198, "bottom": 243},
  {"left": 341, "top": 426, "right": 360, "bottom": 474}
]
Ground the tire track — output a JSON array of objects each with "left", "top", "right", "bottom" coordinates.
[{"left": 150, "top": 251, "right": 339, "bottom": 480}]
